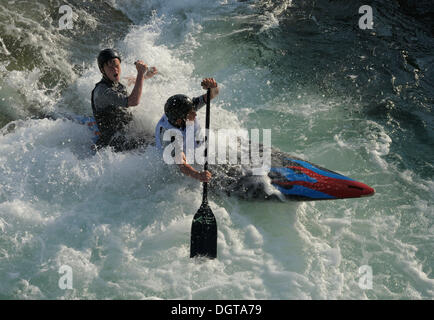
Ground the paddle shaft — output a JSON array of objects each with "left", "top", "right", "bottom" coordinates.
[{"left": 202, "top": 88, "right": 211, "bottom": 204}]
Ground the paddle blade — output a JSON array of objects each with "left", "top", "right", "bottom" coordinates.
[{"left": 190, "top": 203, "right": 217, "bottom": 259}]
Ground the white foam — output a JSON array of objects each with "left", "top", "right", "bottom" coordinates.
[
  {"left": 364, "top": 121, "right": 392, "bottom": 169},
  {"left": 0, "top": 36, "right": 10, "bottom": 55},
  {"left": 259, "top": 12, "right": 280, "bottom": 33},
  {"left": 1, "top": 0, "right": 433, "bottom": 300},
  {"left": 0, "top": 66, "right": 58, "bottom": 117}
]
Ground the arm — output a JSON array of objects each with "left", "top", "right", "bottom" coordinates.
[
  {"left": 192, "top": 78, "right": 219, "bottom": 111},
  {"left": 178, "top": 152, "right": 212, "bottom": 182},
  {"left": 127, "top": 69, "right": 145, "bottom": 107},
  {"left": 201, "top": 78, "right": 219, "bottom": 103},
  {"left": 127, "top": 62, "right": 158, "bottom": 107}
]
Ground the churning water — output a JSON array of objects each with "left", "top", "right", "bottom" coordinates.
[{"left": 0, "top": 0, "right": 433, "bottom": 299}]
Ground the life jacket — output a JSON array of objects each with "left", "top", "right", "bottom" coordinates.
[{"left": 91, "top": 78, "right": 132, "bottom": 148}]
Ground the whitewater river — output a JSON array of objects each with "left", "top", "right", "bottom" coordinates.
[{"left": 0, "top": 0, "right": 433, "bottom": 299}]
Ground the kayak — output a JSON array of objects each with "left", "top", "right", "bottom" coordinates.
[
  {"left": 77, "top": 116, "right": 375, "bottom": 201},
  {"left": 208, "top": 150, "right": 375, "bottom": 201},
  {"left": 74, "top": 115, "right": 100, "bottom": 144}
]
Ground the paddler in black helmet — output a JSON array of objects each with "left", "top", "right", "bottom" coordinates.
[
  {"left": 155, "top": 78, "right": 219, "bottom": 182},
  {"left": 91, "top": 48, "right": 158, "bottom": 152}
]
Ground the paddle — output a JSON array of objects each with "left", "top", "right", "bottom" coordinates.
[{"left": 190, "top": 88, "right": 217, "bottom": 259}]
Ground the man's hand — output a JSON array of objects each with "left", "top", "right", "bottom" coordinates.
[
  {"left": 134, "top": 60, "right": 148, "bottom": 75},
  {"left": 201, "top": 78, "right": 218, "bottom": 89},
  {"left": 197, "top": 170, "right": 212, "bottom": 183},
  {"left": 179, "top": 166, "right": 212, "bottom": 183},
  {"left": 144, "top": 66, "right": 158, "bottom": 79},
  {"left": 179, "top": 152, "right": 212, "bottom": 183},
  {"left": 125, "top": 66, "right": 157, "bottom": 86},
  {"left": 201, "top": 78, "right": 219, "bottom": 101}
]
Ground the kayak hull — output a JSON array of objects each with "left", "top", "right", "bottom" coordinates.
[{"left": 207, "top": 150, "right": 375, "bottom": 201}]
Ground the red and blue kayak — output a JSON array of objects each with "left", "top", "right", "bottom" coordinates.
[{"left": 268, "top": 156, "right": 375, "bottom": 200}]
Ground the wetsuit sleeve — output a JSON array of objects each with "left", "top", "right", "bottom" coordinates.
[{"left": 192, "top": 95, "right": 206, "bottom": 111}]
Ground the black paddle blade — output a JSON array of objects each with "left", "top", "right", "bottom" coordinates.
[{"left": 190, "top": 203, "right": 217, "bottom": 259}]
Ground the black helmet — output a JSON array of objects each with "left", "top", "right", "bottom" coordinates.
[
  {"left": 164, "top": 94, "right": 194, "bottom": 125},
  {"left": 97, "top": 48, "right": 121, "bottom": 71}
]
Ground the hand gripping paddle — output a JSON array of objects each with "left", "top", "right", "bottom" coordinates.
[{"left": 190, "top": 88, "right": 217, "bottom": 259}]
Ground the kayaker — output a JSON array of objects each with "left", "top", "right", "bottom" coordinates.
[
  {"left": 91, "top": 48, "right": 158, "bottom": 152},
  {"left": 155, "top": 78, "right": 219, "bottom": 182}
]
